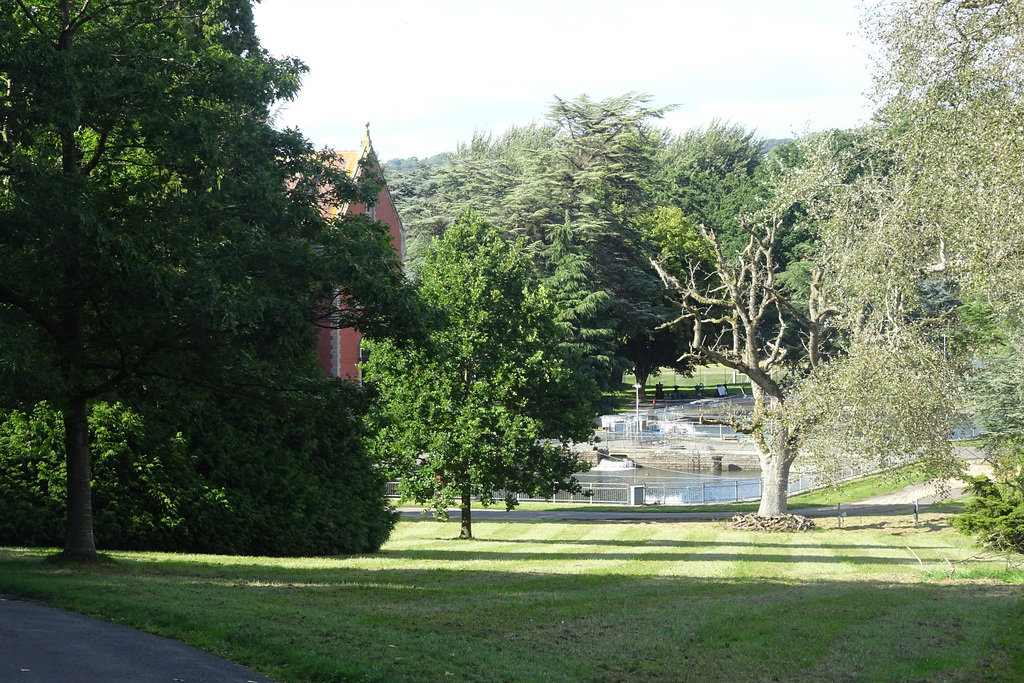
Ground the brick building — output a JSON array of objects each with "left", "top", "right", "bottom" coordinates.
[{"left": 317, "top": 127, "right": 405, "bottom": 380}]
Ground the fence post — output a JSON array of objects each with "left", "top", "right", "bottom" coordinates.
[
  {"left": 734, "top": 479, "right": 739, "bottom": 502},
  {"left": 701, "top": 482, "right": 706, "bottom": 504}
]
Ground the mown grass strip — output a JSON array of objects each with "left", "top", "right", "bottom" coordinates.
[{"left": 1, "top": 512, "right": 1021, "bottom": 682}]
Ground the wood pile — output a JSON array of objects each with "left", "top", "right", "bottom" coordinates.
[{"left": 729, "top": 513, "right": 817, "bottom": 532}]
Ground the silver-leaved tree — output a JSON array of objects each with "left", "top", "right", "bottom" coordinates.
[{"left": 654, "top": 133, "right": 966, "bottom": 516}]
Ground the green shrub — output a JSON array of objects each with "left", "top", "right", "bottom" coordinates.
[
  {"left": 0, "top": 401, "right": 222, "bottom": 549},
  {"left": 0, "top": 403, "right": 66, "bottom": 546},
  {"left": 173, "top": 381, "right": 398, "bottom": 556},
  {"left": 953, "top": 475, "right": 1024, "bottom": 554},
  {"left": 0, "top": 382, "right": 397, "bottom": 555}
]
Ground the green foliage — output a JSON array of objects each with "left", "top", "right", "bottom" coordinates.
[
  {"left": 542, "top": 94, "right": 671, "bottom": 386},
  {"left": 383, "top": 153, "right": 446, "bottom": 174},
  {"left": 388, "top": 94, "right": 674, "bottom": 389},
  {"left": 158, "top": 383, "right": 397, "bottom": 556},
  {"left": 658, "top": 120, "right": 769, "bottom": 259},
  {"left": 970, "top": 338, "right": 1024, "bottom": 448},
  {"left": 964, "top": 336, "right": 1024, "bottom": 544},
  {"left": 636, "top": 206, "right": 713, "bottom": 272},
  {"left": 787, "top": 331, "right": 966, "bottom": 486},
  {"left": 383, "top": 155, "right": 451, "bottom": 278},
  {"left": 0, "top": 404, "right": 66, "bottom": 545},
  {"left": 0, "top": 1, "right": 413, "bottom": 555},
  {"left": 865, "top": 0, "right": 1024, "bottom": 316},
  {"left": 0, "top": 390, "right": 397, "bottom": 555},
  {"left": 847, "top": 0, "right": 1024, "bottom": 552},
  {"left": 0, "top": 401, "right": 206, "bottom": 549},
  {"left": 363, "top": 212, "right": 597, "bottom": 536},
  {"left": 541, "top": 217, "right": 618, "bottom": 381},
  {"left": 620, "top": 327, "right": 693, "bottom": 396},
  {"left": 954, "top": 475, "right": 1024, "bottom": 554}
]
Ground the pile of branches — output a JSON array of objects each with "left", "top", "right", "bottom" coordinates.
[{"left": 729, "top": 513, "right": 817, "bottom": 532}]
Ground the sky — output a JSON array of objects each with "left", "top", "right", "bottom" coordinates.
[{"left": 251, "top": 0, "right": 877, "bottom": 161}]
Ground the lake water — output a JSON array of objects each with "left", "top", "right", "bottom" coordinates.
[
  {"left": 572, "top": 465, "right": 825, "bottom": 505},
  {"left": 576, "top": 465, "right": 755, "bottom": 487}
]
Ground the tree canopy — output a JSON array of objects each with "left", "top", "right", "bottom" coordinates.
[
  {"left": 387, "top": 94, "right": 692, "bottom": 390},
  {"left": 0, "top": 0, "right": 412, "bottom": 557},
  {"left": 363, "top": 212, "right": 597, "bottom": 539}
]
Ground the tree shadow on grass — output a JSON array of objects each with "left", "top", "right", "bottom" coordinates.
[
  {"left": 449, "top": 536, "right": 951, "bottom": 550},
  {"left": 376, "top": 548, "right": 933, "bottom": 564},
  {"left": 397, "top": 503, "right": 954, "bottom": 525},
  {"left": 0, "top": 552, "right": 1020, "bottom": 683}
]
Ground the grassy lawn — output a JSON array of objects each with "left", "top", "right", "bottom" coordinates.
[
  {"left": 604, "top": 365, "right": 757, "bottom": 410},
  {"left": 2, "top": 506, "right": 1022, "bottom": 682},
  {"left": 626, "top": 365, "right": 754, "bottom": 392}
]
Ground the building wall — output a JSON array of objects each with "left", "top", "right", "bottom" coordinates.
[
  {"left": 318, "top": 175, "right": 404, "bottom": 381},
  {"left": 317, "top": 324, "right": 337, "bottom": 377}
]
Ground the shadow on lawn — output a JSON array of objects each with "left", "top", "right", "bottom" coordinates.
[
  {"left": 397, "top": 503, "right": 949, "bottom": 524},
  {"left": 433, "top": 537, "right": 950, "bottom": 551},
  {"left": 0, "top": 551, "right": 1020, "bottom": 683},
  {"left": 377, "top": 548, "right": 929, "bottom": 564}
]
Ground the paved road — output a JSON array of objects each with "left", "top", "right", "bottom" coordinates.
[{"left": 0, "top": 599, "right": 277, "bottom": 683}]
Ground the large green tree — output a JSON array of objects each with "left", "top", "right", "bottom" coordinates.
[
  {"left": 388, "top": 94, "right": 673, "bottom": 389},
  {"left": 859, "top": 0, "right": 1024, "bottom": 311},
  {"left": 0, "top": 0, "right": 410, "bottom": 558},
  {"left": 837, "top": 0, "right": 1024, "bottom": 544},
  {"left": 657, "top": 120, "right": 768, "bottom": 258},
  {"left": 363, "top": 213, "right": 597, "bottom": 539}
]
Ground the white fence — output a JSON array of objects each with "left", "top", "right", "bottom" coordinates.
[
  {"left": 387, "top": 468, "right": 837, "bottom": 506},
  {"left": 383, "top": 407, "right": 983, "bottom": 507}
]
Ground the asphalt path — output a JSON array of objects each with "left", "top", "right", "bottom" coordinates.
[{"left": 0, "top": 599, "right": 278, "bottom": 683}]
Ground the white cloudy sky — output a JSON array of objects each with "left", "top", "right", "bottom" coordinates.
[{"left": 251, "top": 0, "right": 877, "bottom": 161}]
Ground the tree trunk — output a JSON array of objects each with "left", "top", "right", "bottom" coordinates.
[
  {"left": 757, "top": 441, "right": 795, "bottom": 517},
  {"left": 63, "top": 396, "right": 97, "bottom": 557},
  {"left": 460, "top": 488, "right": 472, "bottom": 539}
]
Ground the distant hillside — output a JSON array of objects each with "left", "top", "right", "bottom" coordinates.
[
  {"left": 383, "top": 153, "right": 447, "bottom": 175},
  {"left": 762, "top": 138, "right": 793, "bottom": 153}
]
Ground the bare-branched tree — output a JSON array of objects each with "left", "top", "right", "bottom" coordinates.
[
  {"left": 653, "top": 204, "right": 836, "bottom": 515},
  {"left": 655, "top": 133, "right": 967, "bottom": 518}
]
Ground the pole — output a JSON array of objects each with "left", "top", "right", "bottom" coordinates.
[{"left": 633, "top": 382, "right": 642, "bottom": 456}]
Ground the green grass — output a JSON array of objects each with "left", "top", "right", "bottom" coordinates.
[
  {"left": 603, "top": 364, "right": 757, "bottom": 411},
  {"left": 625, "top": 365, "right": 754, "bottom": 392},
  {"left": 2, "top": 509, "right": 1022, "bottom": 682},
  {"left": 786, "top": 468, "right": 935, "bottom": 507}
]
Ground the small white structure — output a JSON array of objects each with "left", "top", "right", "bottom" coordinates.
[{"left": 592, "top": 456, "right": 639, "bottom": 471}]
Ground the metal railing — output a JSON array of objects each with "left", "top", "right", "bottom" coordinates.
[
  {"left": 387, "top": 469, "right": 833, "bottom": 507},
  {"left": 384, "top": 422, "right": 983, "bottom": 507}
]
